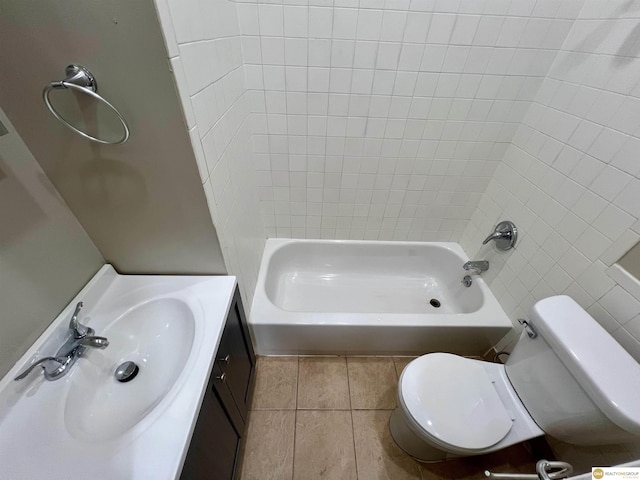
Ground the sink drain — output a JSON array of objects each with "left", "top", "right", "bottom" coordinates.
[
  {"left": 115, "top": 361, "right": 139, "bottom": 383},
  {"left": 429, "top": 299, "right": 441, "bottom": 308}
]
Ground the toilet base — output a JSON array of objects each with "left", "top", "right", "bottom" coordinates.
[{"left": 389, "top": 408, "right": 460, "bottom": 463}]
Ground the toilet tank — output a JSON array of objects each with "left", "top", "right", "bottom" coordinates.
[{"left": 505, "top": 295, "right": 640, "bottom": 446}]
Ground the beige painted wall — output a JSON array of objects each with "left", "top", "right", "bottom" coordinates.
[
  {"left": 0, "top": 0, "right": 226, "bottom": 274},
  {"left": 0, "top": 107, "right": 104, "bottom": 378}
]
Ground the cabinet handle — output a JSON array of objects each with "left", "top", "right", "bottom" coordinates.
[
  {"left": 215, "top": 372, "right": 226, "bottom": 383},
  {"left": 218, "top": 354, "right": 231, "bottom": 365}
]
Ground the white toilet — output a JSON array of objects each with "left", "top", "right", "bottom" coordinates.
[{"left": 390, "top": 295, "right": 640, "bottom": 462}]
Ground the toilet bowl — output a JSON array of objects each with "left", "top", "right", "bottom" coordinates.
[
  {"left": 390, "top": 352, "right": 543, "bottom": 462},
  {"left": 390, "top": 295, "right": 640, "bottom": 462}
]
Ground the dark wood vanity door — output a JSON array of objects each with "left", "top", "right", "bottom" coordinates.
[
  {"left": 180, "top": 374, "right": 240, "bottom": 480},
  {"left": 214, "top": 289, "right": 255, "bottom": 422},
  {"left": 180, "top": 286, "right": 256, "bottom": 480},
  {"left": 211, "top": 362, "right": 245, "bottom": 434}
]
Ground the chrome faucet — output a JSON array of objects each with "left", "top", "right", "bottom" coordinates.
[
  {"left": 15, "top": 302, "right": 109, "bottom": 381},
  {"left": 69, "top": 301, "right": 89, "bottom": 338},
  {"left": 482, "top": 221, "right": 517, "bottom": 250},
  {"left": 463, "top": 260, "right": 489, "bottom": 275},
  {"left": 483, "top": 231, "right": 504, "bottom": 244},
  {"left": 461, "top": 261, "right": 489, "bottom": 287}
]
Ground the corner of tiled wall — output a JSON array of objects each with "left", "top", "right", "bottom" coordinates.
[
  {"left": 461, "top": 0, "right": 640, "bottom": 468},
  {"left": 154, "top": 0, "right": 640, "bottom": 467},
  {"left": 152, "top": 0, "right": 267, "bottom": 310}
]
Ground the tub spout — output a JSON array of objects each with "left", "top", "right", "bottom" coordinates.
[{"left": 463, "top": 260, "right": 489, "bottom": 274}]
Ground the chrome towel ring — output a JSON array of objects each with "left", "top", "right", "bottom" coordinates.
[{"left": 42, "top": 64, "right": 130, "bottom": 145}]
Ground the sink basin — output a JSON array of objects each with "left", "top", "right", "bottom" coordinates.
[
  {"left": 0, "top": 266, "right": 236, "bottom": 479},
  {"left": 64, "top": 298, "right": 195, "bottom": 441}
]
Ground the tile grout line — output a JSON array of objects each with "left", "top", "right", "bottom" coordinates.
[
  {"left": 248, "top": 356, "right": 537, "bottom": 480},
  {"left": 256, "top": 407, "right": 373, "bottom": 411},
  {"left": 345, "top": 356, "right": 360, "bottom": 480},
  {"left": 345, "top": 356, "right": 353, "bottom": 411},
  {"left": 350, "top": 408, "right": 359, "bottom": 480},
  {"left": 291, "top": 356, "right": 299, "bottom": 480}
]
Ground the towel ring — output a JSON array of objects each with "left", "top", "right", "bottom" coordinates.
[{"left": 43, "top": 64, "right": 130, "bottom": 145}]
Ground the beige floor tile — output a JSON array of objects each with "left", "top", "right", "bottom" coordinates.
[
  {"left": 293, "top": 410, "right": 357, "bottom": 480},
  {"left": 352, "top": 410, "right": 421, "bottom": 480},
  {"left": 392, "top": 356, "right": 417, "bottom": 378},
  {"left": 297, "top": 357, "right": 351, "bottom": 409},
  {"left": 347, "top": 357, "right": 397, "bottom": 409},
  {"left": 252, "top": 356, "right": 298, "bottom": 410},
  {"left": 243, "top": 355, "right": 540, "bottom": 480},
  {"left": 241, "top": 410, "right": 295, "bottom": 480}
]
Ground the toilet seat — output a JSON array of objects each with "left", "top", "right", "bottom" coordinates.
[{"left": 399, "top": 353, "right": 513, "bottom": 453}]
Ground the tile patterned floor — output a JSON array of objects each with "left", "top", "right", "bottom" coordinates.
[{"left": 240, "top": 356, "right": 542, "bottom": 480}]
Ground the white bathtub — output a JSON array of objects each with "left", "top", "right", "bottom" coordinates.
[{"left": 250, "top": 239, "right": 512, "bottom": 356}]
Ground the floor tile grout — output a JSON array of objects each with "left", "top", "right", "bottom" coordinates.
[
  {"left": 345, "top": 357, "right": 353, "bottom": 411},
  {"left": 251, "top": 407, "right": 397, "bottom": 411},
  {"left": 291, "top": 357, "right": 299, "bottom": 480},
  {"left": 345, "top": 357, "right": 358, "bottom": 480},
  {"left": 245, "top": 355, "right": 539, "bottom": 480}
]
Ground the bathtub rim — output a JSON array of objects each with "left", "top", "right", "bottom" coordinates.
[{"left": 250, "top": 238, "right": 512, "bottom": 330}]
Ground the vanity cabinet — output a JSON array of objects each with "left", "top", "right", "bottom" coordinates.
[
  {"left": 214, "top": 291, "right": 255, "bottom": 425},
  {"left": 180, "top": 288, "right": 256, "bottom": 480}
]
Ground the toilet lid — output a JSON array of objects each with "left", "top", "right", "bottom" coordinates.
[{"left": 400, "top": 353, "right": 513, "bottom": 451}]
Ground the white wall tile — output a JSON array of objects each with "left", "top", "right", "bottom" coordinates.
[
  {"left": 258, "top": 4, "right": 284, "bottom": 36},
  {"left": 237, "top": 4, "right": 260, "bottom": 36},
  {"left": 332, "top": 8, "right": 358, "bottom": 39},
  {"left": 159, "top": 0, "right": 640, "bottom": 464},
  {"left": 460, "top": 3, "right": 640, "bottom": 466},
  {"left": 283, "top": 6, "right": 308, "bottom": 37},
  {"left": 614, "top": 178, "right": 640, "bottom": 218},
  {"left": 155, "top": 0, "right": 267, "bottom": 312},
  {"left": 248, "top": 0, "right": 578, "bottom": 245},
  {"left": 308, "top": 7, "right": 333, "bottom": 38},
  {"left": 356, "top": 9, "right": 383, "bottom": 41}
]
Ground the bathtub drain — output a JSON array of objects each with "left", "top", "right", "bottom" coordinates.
[{"left": 429, "top": 299, "right": 441, "bottom": 308}]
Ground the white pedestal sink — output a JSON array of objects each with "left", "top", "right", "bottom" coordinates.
[{"left": 0, "top": 265, "right": 236, "bottom": 480}]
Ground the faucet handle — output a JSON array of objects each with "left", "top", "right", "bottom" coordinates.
[
  {"left": 482, "top": 231, "right": 504, "bottom": 244},
  {"left": 14, "top": 356, "right": 70, "bottom": 381},
  {"left": 77, "top": 336, "right": 109, "bottom": 349},
  {"left": 482, "top": 221, "right": 517, "bottom": 250},
  {"left": 69, "top": 301, "right": 89, "bottom": 338}
]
